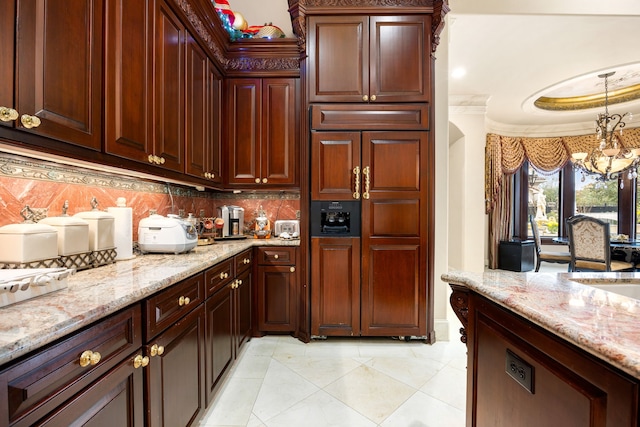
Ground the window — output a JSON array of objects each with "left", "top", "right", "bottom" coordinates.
[{"left": 516, "top": 162, "right": 636, "bottom": 242}]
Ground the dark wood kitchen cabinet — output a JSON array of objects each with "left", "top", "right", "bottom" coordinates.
[
  {"left": 185, "top": 34, "right": 223, "bottom": 184},
  {"left": 104, "top": 0, "right": 154, "bottom": 166},
  {"left": 311, "top": 237, "right": 361, "bottom": 337},
  {"left": 0, "top": 1, "right": 15, "bottom": 129},
  {"left": 225, "top": 78, "right": 298, "bottom": 188},
  {"left": 0, "top": 306, "right": 143, "bottom": 427},
  {"left": 11, "top": 0, "right": 103, "bottom": 149},
  {"left": 152, "top": 0, "right": 185, "bottom": 172},
  {"left": 144, "top": 273, "right": 206, "bottom": 427},
  {"left": 310, "top": 127, "right": 429, "bottom": 338},
  {"left": 234, "top": 249, "right": 253, "bottom": 352},
  {"left": 463, "top": 292, "right": 640, "bottom": 427},
  {"left": 255, "top": 247, "right": 298, "bottom": 333},
  {"left": 307, "top": 15, "right": 430, "bottom": 103}
]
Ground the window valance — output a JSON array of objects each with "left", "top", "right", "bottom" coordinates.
[{"left": 485, "top": 128, "right": 640, "bottom": 214}]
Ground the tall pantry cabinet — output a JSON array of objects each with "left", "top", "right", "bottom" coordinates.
[{"left": 304, "top": 5, "right": 438, "bottom": 341}]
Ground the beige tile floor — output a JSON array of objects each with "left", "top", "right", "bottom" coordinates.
[{"left": 199, "top": 332, "right": 468, "bottom": 427}]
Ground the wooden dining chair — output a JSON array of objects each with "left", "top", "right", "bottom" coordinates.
[
  {"left": 529, "top": 215, "right": 571, "bottom": 272},
  {"left": 566, "top": 215, "right": 635, "bottom": 272}
]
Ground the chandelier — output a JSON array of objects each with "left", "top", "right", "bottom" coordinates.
[{"left": 571, "top": 71, "right": 638, "bottom": 185}]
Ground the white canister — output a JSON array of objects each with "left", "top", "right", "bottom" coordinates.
[
  {"left": 0, "top": 223, "right": 59, "bottom": 263},
  {"left": 107, "top": 197, "right": 134, "bottom": 260},
  {"left": 74, "top": 210, "right": 115, "bottom": 252},
  {"left": 39, "top": 216, "right": 90, "bottom": 256}
]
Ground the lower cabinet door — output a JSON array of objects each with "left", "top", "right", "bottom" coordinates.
[
  {"left": 34, "top": 354, "right": 144, "bottom": 427},
  {"left": 205, "top": 285, "right": 234, "bottom": 406},
  {"left": 234, "top": 268, "right": 252, "bottom": 355},
  {"left": 146, "top": 305, "right": 206, "bottom": 427},
  {"left": 256, "top": 265, "right": 296, "bottom": 332}
]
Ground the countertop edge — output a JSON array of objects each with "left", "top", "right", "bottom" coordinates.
[{"left": 442, "top": 270, "right": 640, "bottom": 380}]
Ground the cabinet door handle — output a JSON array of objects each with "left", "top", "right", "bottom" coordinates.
[
  {"left": 262, "top": 178, "right": 268, "bottom": 184},
  {"left": 178, "top": 296, "right": 190, "bottom": 306},
  {"left": 243, "top": 258, "right": 251, "bottom": 264},
  {"left": 370, "top": 94, "right": 377, "bottom": 102},
  {"left": 362, "top": 95, "right": 368, "bottom": 102},
  {"left": 255, "top": 178, "right": 261, "bottom": 184},
  {"left": 79, "top": 350, "right": 102, "bottom": 367},
  {"left": 353, "top": 166, "right": 361, "bottom": 199},
  {"left": 362, "top": 166, "right": 371, "bottom": 199},
  {"left": 219, "top": 272, "right": 228, "bottom": 279},
  {"left": 290, "top": 267, "right": 295, "bottom": 273},
  {"left": 150, "top": 344, "right": 165, "bottom": 357},
  {"left": 0, "top": 106, "right": 19, "bottom": 122},
  {"left": 20, "top": 114, "right": 41, "bottom": 129},
  {"left": 133, "top": 354, "right": 150, "bottom": 369},
  {"left": 274, "top": 254, "right": 279, "bottom": 259}
]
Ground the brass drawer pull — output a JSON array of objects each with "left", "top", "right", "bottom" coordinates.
[
  {"left": 178, "top": 296, "right": 190, "bottom": 306},
  {"left": 133, "top": 354, "right": 149, "bottom": 369},
  {"left": 150, "top": 344, "right": 165, "bottom": 357},
  {"left": 21, "top": 114, "right": 41, "bottom": 129},
  {"left": 243, "top": 258, "right": 251, "bottom": 264},
  {"left": 79, "top": 350, "right": 101, "bottom": 367},
  {"left": 0, "top": 106, "right": 19, "bottom": 122},
  {"left": 219, "top": 272, "right": 229, "bottom": 279}
]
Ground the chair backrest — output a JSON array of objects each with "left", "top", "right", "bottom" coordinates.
[
  {"left": 566, "top": 215, "right": 611, "bottom": 267},
  {"left": 529, "top": 215, "right": 542, "bottom": 256}
]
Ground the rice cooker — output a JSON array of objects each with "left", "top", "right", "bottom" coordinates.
[{"left": 138, "top": 214, "right": 198, "bottom": 254}]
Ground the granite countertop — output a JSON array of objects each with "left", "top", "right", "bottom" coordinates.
[
  {"left": 442, "top": 270, "right": 640, "bottom": 379},
  {"left": 0, "top": 237, "right": 299, "bottom": 367}
]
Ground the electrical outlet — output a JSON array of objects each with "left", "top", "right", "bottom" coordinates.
[
  {"left": 296, "top": 210, "right": 300, "bottom": 219},
  {"left": 149, "top": 209, "right": 157, "bottom": 216},
  {"left": 199, "top": 209, "right": 206, "bottom": 217},
  {"left": 505, "top": 349, "right": 534, "bottom": 394},
  {"left": 178, "top": 209, "right": 185, "bottom": 217}
]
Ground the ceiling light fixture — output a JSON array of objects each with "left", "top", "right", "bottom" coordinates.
[{"left": 571, "top": 71, "right": 637, "bottom": 187}]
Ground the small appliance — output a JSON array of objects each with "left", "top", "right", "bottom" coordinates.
[
  {"left": 217, "top": 205, "right": 245, "bottom": 238},
  {"left": 274, "top": 220, "right": 300, "bottom": 237},
  {"left": 138, "top": 214, "right": 198, "bottom": 254}
]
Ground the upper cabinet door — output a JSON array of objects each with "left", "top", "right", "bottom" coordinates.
[
  {"left": 154, "top": 0, "right": 185, "bottom": 172},
  {"left": 185, "top": 34, "right": 209, "bottom": 180},
  {"left": 308, "top": 15, "right": 430, "bottom": 103},
  {"left": 104, "top": 0, "right": 154, "bottom": 163},
  {"left": 369, "top": 15, "right": 431, "bottom": 103},
  {"left": 15, "top": 0, "right": 103, "bottom": 150},
  {"left": 308, "top": 15, "right": 368, "bottom": 103},
  {"left": 226, "top": 78, "right": 261, "bottom": 185},
  {"left": 0, "top": 1, "right": 15, "bottom": 129}
]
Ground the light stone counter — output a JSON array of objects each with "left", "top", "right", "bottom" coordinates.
[
  {"left": 442, "top": 270, "right": 640, "bottom": 379},
  {"left": 0, "top": 238, "right": 299, "bottom": 367}
]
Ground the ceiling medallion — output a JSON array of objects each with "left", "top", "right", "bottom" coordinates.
[{"left": 534, "top": 83, "right": 640, "bottom": 112}]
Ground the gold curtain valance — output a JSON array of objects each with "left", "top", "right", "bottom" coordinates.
[{"left": 484, "top": 128, "right": 640, "bottom": 214}]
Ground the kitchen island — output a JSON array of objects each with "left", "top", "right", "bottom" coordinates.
[{"left": 443, "top": 270, "right": 640, "bottom": 427}]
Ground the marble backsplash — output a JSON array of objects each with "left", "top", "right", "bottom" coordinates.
[{"left": 0, "top": 153, "right": 300, "bottom": 240}]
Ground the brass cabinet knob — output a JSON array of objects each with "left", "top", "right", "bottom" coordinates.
[
  {"left": 219, "top": 272, "right": 229, "bottom": 279},
  {"left": 237, "top": 279, "right": 242, "bottom": 285},
  {"left": 290, "top": 267, "right": 295, "bottom": 273},
  {"left": 148, "top": 154, "right": 155, "bottom": 163},
  {"left": 0, "top": 106, "right": 19, "bottom": 122},
  {"left": 79, "top": 350, "right": 101, "bottom": 367},
  {"left": 255, "top": 178, "right": 261, "bottom": 184},
  {"left": 133, "top": 354, "right": 150, "bottom": 369},
  {"left": 262, "top": 178, "right": 268, "bottom": 183},
  {"left": 150, "top": 344, "right": 165, "bottom": 357},
  {"left": 179, "top": 296, "right": 190, "bottom": 306},
  {"left": 211, "top": 173, "right": 215, "bottom": 179},
  {"left": 243, "top": 258, "right": 250, "bottom": 264},
  {"left": 159, "top": 157, "right": 165, "bottom": 164},
  {"left": 363, "top": 95, "right": 369, "bottom": 102},
  {"left": 274, "top": 254, "right": 279, "bottom": 259},
  {"left": 21, "top": 114, "right": 41, "bottom": 129},
  {"left": 204, "top": 172, "right": 210, "bottom": 178},
  {"left": 370, "top": 95, "right": 377, "bottom": 102}
]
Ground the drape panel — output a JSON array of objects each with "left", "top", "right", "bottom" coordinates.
[{"left": 484, "top": 127, "right": 640, "bottom": 269}]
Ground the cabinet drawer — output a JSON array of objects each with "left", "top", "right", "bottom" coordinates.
[
  {"left": 310, "top": 104, "right": 429, "bottom": 131},
  {"left": 205, "top": 259, "right": 234, "bottom": 298},
  {"left": 235, "top": 249, "right": 253, "bottom": 274},
  {"left": 145, "top": 273, "right": 205, "bottom": 340},
  {"left": 257, "top": 247, "right": 296, "bottom": 265},
  {"left": 0, "top": 305, "right": 142, "bottom": 427}
]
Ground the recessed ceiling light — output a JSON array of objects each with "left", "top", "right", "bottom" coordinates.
[{"left": 451, "top": 67, "right": 466, "bottom": 79}]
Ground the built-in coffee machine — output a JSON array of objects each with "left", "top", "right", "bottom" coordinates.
[{"left": 310, "top": 201, "right": 360, "bottom": 237}]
